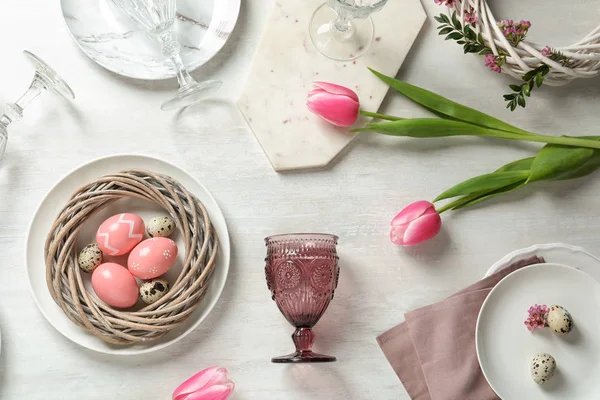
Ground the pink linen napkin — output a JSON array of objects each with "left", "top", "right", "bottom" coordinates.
[{"left": 377, "top": 256, "right": 545, "bottom": 400}]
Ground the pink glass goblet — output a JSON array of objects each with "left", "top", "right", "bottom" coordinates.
[{"left": 265, "top": 233, "right": 340, "bottom": 363}]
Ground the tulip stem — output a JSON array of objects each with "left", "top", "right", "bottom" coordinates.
[
  {"left": 360, "top": 111, "right": 403, "bottom": 121},
  {"left": 436, "top": 192, "right": 482, "bottom": 214}
]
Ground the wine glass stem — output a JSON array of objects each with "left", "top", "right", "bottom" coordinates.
[
  {"left": 332, "top": 15, "right": 354, "bottom": 40},
  {"left": 157, "top": 30, "right": 196, "bottom": 89},
  {"left": 334, "top": 15, "right": 351, "bottom": 33},
  {"left": 0, "top": 78, "right": 45, "bottom": 129}
]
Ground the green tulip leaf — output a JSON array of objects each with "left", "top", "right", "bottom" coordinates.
[
  {"left": 434, "top": 170, "right": 530, "bottom": 202},
  {"left": 451, "top": 181, "right": 526, "bottom": 210},
  {"left": 528, "top": 137, "right": 600, "bottom": 183},
  {"left": 495, "top": 157, "right": 535, "bottom": 172},
  {"left": 549, "top": 151, "right": 600, "bottom": 181},
  {"left": 368, "top": 68, "right": 528, "bottom": 134},
  {"left": 357, "top": 119, "right": 524, "bottom": 140}
]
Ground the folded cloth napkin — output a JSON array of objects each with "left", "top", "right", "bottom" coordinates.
[{"left": 377, "top": 256, "right": 545, "bottom": 400}]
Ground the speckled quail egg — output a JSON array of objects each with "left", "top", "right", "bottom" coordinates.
[
  {"left": 530, "top": 353, "right": 556, "bottom": 384},
  {"left": 139, "top": 279, "right": 170, "bottom": 304},
  {"left": 147, "top": 216, "right": 175, "bottom": 238},
  {"left": 78, "top": 243, "right": 103, "bottom": 273},
  {"left": 547, "top": 305, "right": 573, "bottom": 335}
]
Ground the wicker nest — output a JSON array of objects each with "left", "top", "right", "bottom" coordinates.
[
  {"left": 44, "top": 169, "right": 219, "bottom": 345},
  {"left": 451, "top": 1, "right": 600, "bottom": 86}
]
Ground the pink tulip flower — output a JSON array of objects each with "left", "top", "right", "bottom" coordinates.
[
  {"left": 390, "top": 201, "right": 442, "bottom": 246},
  {"left": 173, "top": 366, "right": 235, "bottom": 400},
  {"left": 307, "top": 81, "right": 360, "bottom": 127}
]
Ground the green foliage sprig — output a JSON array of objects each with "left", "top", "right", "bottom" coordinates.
[{"left": 434, "top": 12, "right": 492, "bottom": 56}]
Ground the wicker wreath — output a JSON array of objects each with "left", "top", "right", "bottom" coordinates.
[
  {"left": 44, "top": 169, "right": 219, "bottom": 345},
  {"left": 447, "top": 1, "right": 600, "bottom": 84}
]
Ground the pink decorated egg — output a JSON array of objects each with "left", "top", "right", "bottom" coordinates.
[
  {"left": 128, "top": 237, "right": 178, "bottom": 280},
  {"left": 91, "top": 263, "right": 139, "bottom": 308},
  {"left": 96, "top": 213, "right": 145, "bottom": 256}
]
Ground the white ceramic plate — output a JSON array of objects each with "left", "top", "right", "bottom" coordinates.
[
  {"left": 484, "top": 243, "right": 600, "bottom": 282},
  {"left": 26, "top": 155, "right": 230, "bottom": 355},
  {"left": 477, "top": 263, "right": 600, "bottom": 399},
  {"left": 60, "top": 0, "right": 240, "bottom": 80}
]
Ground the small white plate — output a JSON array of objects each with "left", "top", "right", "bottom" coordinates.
[
  {"left": 26, "top": 154, "right": 230, "bottom": 355},
  {"left": 477, "top": 263, "right": 600, "bottom": 399},
  {"left": 485, "top": 243, "right": 600, "bottom": 282},
  {"left": 60, "top": 0, "right": 240, "bottom": 80}
]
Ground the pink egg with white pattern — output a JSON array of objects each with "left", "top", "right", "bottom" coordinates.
[
  {"left": 96, "top": 213, "right": 145, "bottom": 256},
  {"left": 128, "top": 237, "right": 178, "bottom": 279}
]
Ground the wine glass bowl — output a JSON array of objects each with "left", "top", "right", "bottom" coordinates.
[
  {"left": 265, "top": 233, "right": 340, "bottom": 363},
  {"left": 309, "top": 0, "right": 388, "bottom": 61}
]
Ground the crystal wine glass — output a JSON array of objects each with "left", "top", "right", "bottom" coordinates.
[
  {"left": 309, "top": 0, "right": 388, "bottom": 61},
  {"left": 108, "top": 0, "right": 222, "bottom": 111},
  {"left": 265, "top": 233, "right": 340, "bottom": 363},
  {"left": 0, "top": 51, "right": 75, "bottom": 164}
]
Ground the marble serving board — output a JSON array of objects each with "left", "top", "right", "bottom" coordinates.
[{"left": 238, "top": 0, "right": 426, "bottom": 171}]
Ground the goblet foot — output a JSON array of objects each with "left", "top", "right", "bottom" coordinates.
[
  {"left": 161, "top": 80, "right": 222, "bottom": 111},
  {"left": 272, "top": 351, "right": 336, "bottom": 363},
  {"left": 309, "top": 3, "right": 374, "bottom": 61},
  {"left": 23, "top": 51, "right": 75, "bottom": 100}
]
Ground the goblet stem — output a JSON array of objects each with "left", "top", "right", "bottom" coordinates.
[
  {"left": 0, "top": 75, "right": 47, "bottom": 163},
  {"left": 155, "top": 29, "right": 222, "bottom": 111},
  {"left": 293, "top": 327, "right": 316, "bottom": 352},
  {"left": 272, "top": 328, "right": 337, "bottom": 363},
  {"left": 332, "top": 15, "right": 354, "bottom": 40},
  {"left": 0, "top": 73, "right": 47, "bottom": 128},
  {"left": 157, "top": 29, "right": 196, "bottom": 89}
]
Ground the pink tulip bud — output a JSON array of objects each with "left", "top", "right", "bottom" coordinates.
[
  {"left": 173, "top": 366, "right": 235, "bottom": 400},
  {"left": 390, "top": 201, "right": 441, "bottom": 246},
  {"left": 306, "top": 81, "right": 360, "bottom": 127}
]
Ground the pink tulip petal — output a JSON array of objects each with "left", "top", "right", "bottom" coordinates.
[
  {"left": 313, "top": 82, "right": 359, "bottom": 102},
  {"left": 178, "top": 383, "right": 235, "bottom": 400},
  {"left": 401, "top": 212, "right": 442, "bottom": 246},
  {"left": 306, "top": 92, "right": 359, "bottom": 127},
  {"left": 390, "top": 224, "right": 409, "bottom": 245},
  {"left": 308, "top": 89, "right": 327, "bottom": 98},
  {"left": 391, "top": 201, "right": 435, "bottom": 226},
  {"left": 173, "top": 367, "right": 229, "bottom": 400}
]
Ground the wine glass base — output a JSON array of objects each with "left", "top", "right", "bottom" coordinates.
[
  {"left": 161, "top": 80, "right": 222, "bottom": 111},
  {"left": 272, "top": 351, "right": 337, "bottom": 363},
  {"left": 309, "top": 3, "right": 374, "bottom": 61},
  {"left": 23, "top": 51, "right": 75, "bottom": 100}
]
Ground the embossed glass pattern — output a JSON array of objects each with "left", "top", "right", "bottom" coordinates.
[
  {"left": 265, "top": 233, "right": 340, "bottom": 363},
  {"left": 309, "top": 0, "right": 388, "bottom": 61},
  {"left": 0, "top": 51, "right": 74, "bottom": 165},
  {"left": 108, "top": 0, "right": 222, "bottom": 110}
]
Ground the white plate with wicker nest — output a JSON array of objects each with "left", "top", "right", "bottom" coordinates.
[{"left": 25, "top": 154, "right": 230, "bottom": 355}]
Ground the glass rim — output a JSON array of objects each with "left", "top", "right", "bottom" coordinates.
[{"left": 265, "top": 233, "right": 339, "bottom": 242}]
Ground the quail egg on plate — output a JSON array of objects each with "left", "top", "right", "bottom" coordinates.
[
  {"left": 547, "top": 305, "right": 573, "bottom": 335},
  {"left": 530, "top": 353, "right": 556, "bottom": 384}
]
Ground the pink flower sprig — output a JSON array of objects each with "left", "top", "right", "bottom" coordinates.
[
  {"left": 498, "top": 19, "right": 532, "bottom": 47},
  {"left": 464, "top": 7, "right": 478, "bottom": 24},
  {"left": 541, "top": 46, "right": 552, "bottom": 57},
  {"left": 434, "top": 0, "right": 457, "bottom": 8},
  {"left": 484, "top": 54, "right": 503, "bottom": 73},
  {"left": 524, "top": 304, "right": 549, "bottom": 331}
]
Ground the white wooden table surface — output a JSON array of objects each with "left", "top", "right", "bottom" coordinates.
[{"left": 1, "top": 1, "right": 600, "bottom": 399}]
